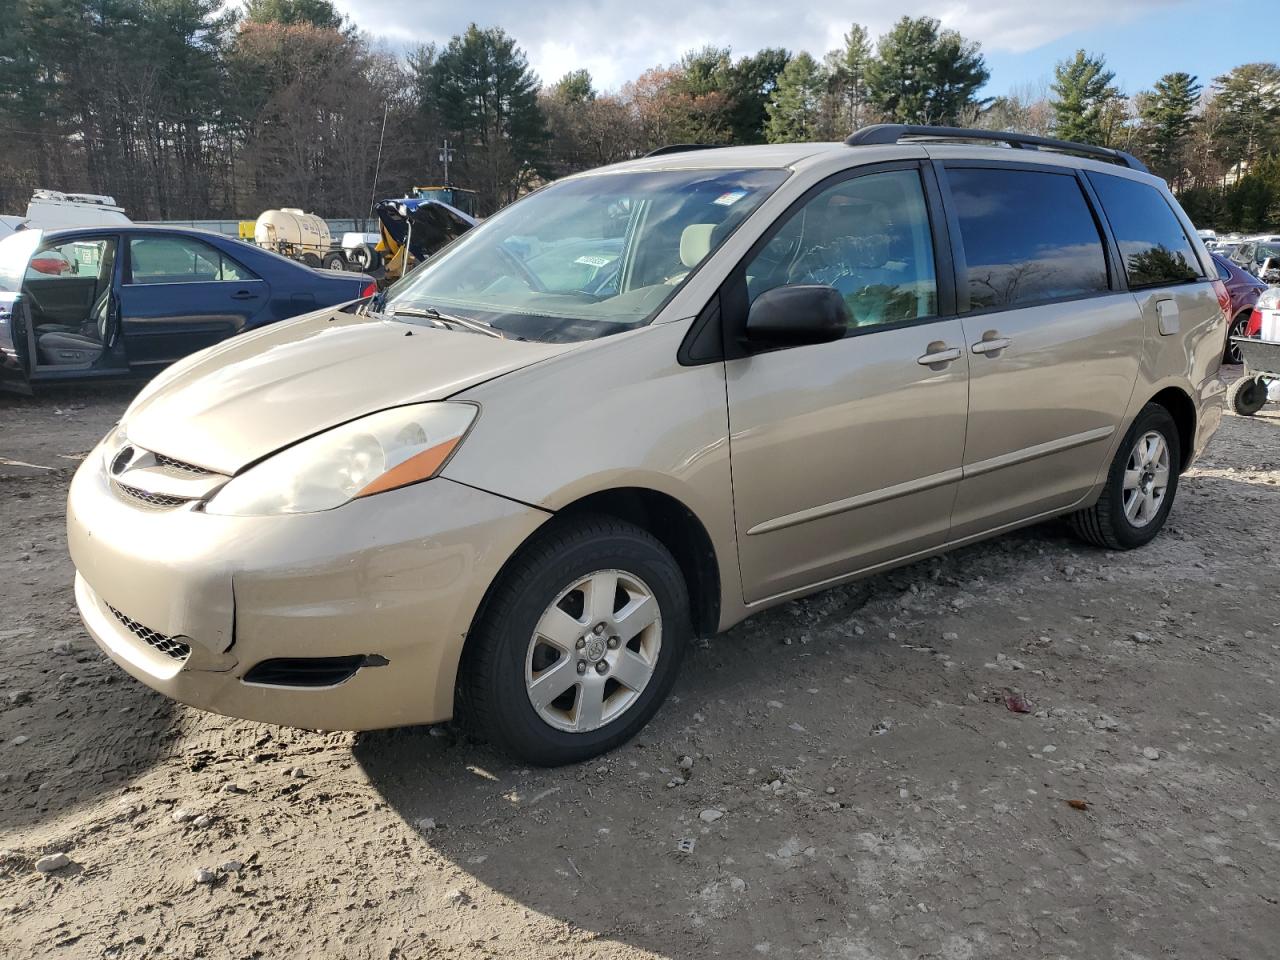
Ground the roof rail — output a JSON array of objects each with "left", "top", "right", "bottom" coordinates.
[
  {"left": 643, "top": 143, "right": 721, "bottom": 158},
  {"left": 844, "top": 124, "right": 1149, "bottom": 173}
]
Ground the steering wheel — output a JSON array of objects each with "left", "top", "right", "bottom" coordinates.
[{"left": 495, "top": 245, "right": 547, "bottom": 293}]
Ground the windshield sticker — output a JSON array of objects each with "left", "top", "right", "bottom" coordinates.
[
  {"left": 713, "top": 190, "right": 748, "bottom": 206},
  {"left": 574, "top": 254, "right": 618, "bottom": 267}
]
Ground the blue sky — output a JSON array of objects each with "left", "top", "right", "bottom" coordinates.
[
  {"left": 985, "top": 1, "right": 1271, "bottom": 94},
  {"left": 338, "top": 0, "right": 1268, "bottom": 98}
]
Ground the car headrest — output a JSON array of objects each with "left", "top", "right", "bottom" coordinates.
[{"left": 680, "top": 224, "right": 716, "bottom": 269}]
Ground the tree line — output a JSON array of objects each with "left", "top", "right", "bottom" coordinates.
[{"left": 2, "top": 0, "right": 1278, "bottom": 230}]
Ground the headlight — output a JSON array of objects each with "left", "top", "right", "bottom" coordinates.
[{"left": 205, "top": 402, "right": 477, "bottom": 516}]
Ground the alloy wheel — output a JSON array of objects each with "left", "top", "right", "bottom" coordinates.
[
  {"left": 1225, "top": 315, "right": 1249, "bottom": 365},
  {"left": 1122, "top": 430, "right": 1171, "bottom": 528},
  {"left": 524, "top": 569, "right": 663, "bottom": 733}
]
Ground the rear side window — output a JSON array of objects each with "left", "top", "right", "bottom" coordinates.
[
  {"left": 1087, "top": 173, "right": 1201, "bottom": 287},
  {"left": 129, "top": 235, "right": 259, "bottom": 284},
  {"left": 946, "top": 167, "right": 1109, "bottom": 311},
  {"left": 1214, "top": 258, "right": 1231, "bottom": 283}
]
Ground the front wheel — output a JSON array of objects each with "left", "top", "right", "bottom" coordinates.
[
  {"left": 1070, "top": 403, "right": 1180, "bottom": 550},
  {"left": 460, "top": 516, "right": 690, "bottom": 765}
]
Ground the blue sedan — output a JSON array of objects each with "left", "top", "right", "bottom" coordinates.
[{"left": 0, "top": 225, "right": 374, "bottom": 392}]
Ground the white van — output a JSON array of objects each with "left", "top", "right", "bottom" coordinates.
[{"left": 24, "top": 190, "right": 131, "bottom": 230}]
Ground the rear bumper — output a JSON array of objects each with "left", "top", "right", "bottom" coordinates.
[
  {"left": 1192, "top": 374, "right": 1226, "bottom": 467},
  {"left": 68, "top": 451, "right": 549, "bottom": 729}
]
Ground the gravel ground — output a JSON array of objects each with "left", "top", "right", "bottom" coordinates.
[{"left": 1, "top": 375, "right": 1278, "bottom": 960}]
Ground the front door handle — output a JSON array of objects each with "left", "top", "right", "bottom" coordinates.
[
  {"left": 917, "top": 344, "right": 962, "bottom": 366},
  {"left": 971, "top": 336, "right": 1012, "bottom": 354}
]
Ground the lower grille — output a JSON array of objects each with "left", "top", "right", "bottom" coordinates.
[
  {"left": 115, "top": 483, "right": 193, "bottom": 509},
  {"left": 107, "top": 604, "right": 191, "bottom": 661}
]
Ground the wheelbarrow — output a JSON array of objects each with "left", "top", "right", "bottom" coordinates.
[{"left": 1229, "top": 337, "right": 1280, "bottom": 416}]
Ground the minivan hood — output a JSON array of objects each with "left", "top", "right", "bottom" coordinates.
[{"left": 123, "top": 308, "right": 572, "bottom": 474}]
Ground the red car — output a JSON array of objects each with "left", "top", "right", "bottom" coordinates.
[
  {"left": 28, "top": 249, "right": 72, "bottom": 276},
  {"left": 1213, "top": 253, "right": 1268, "bottom": 363}
]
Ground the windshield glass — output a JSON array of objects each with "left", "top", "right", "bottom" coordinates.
[
  {"left": 384, "top": 168, "right": 788, "bottom": 342},
  {"left": 0, "top": 228, "right": 42, "bottom": 293}
]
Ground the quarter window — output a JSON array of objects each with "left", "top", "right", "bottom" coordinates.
[
  {"left": 744, "top": 168, "right": 938, "bottom": 331},
  {"left": 129, "top": 236, "right": 258, "bottom": 284},
  {"left": 947, "top": 167, "right": 1109, "bottom": 310},
  {"left": 1087, "top": 173, "right": 1202, "bottom": 288}
]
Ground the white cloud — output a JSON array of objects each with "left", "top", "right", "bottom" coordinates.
[{"left": 336, "top": 0, "right": 1185, "bottom": 91}]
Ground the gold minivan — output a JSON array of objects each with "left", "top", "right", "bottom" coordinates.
[{"left": 68, "top": 126, "right": 1228, "bottom": 764}]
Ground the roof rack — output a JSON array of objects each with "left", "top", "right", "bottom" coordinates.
[
  {"left": 844, "top": 124, "right": 1149, "bottom": 173},
  {"left": 643, "top": 144, "right": 721, "bottom": 158}
]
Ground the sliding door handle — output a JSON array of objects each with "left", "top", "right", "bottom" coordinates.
[{"left": 971, "top": 336, "right": 1012, "bottom": 355}]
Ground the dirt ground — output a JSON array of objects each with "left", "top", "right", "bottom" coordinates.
[{"left": 1, "top": 374, "right": 1278, "bottom": 960}]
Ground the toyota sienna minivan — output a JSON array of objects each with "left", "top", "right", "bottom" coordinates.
[{"left": 67, "top": 126, "right": 1227, "bottom": 765}]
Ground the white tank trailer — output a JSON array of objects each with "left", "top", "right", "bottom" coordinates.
[{"left": 253, "top": 208, "right": 332, "bottom": 266}]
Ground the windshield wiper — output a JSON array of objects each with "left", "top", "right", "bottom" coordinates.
[{"left": 387, "top": 304, "right": 507, "bottom": 339}]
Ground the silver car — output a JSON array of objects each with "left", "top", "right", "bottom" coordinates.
[{"left": 66, "top": 126, "right": 1228, "bottom": 764}]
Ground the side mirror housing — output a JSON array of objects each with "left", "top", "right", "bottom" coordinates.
[{"left": 745, "top": 284, "right": 849, "bottom": 347}]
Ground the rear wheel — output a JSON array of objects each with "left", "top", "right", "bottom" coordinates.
[
  {"left": 1070, "top": 403, "right": 1180, "bottom": 550},
  {"left": 1223, "top": 312, "right": 1252, "bottom": 364},
  {"left": 1230, "top": 375, "right": 1268, "bottom": 416},
  {"left": 299, "top": 252, "right": 322, "bottom": 268},
  {"left": 460, "top": 516, "right": 689, "bottom": 765},
  {"left": 321, "top": 251, "right": 346, "bottom": 271}
]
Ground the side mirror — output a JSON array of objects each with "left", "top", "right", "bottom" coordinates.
[{"left": 746, "top": 284, "right": 848, "bottom": 347}]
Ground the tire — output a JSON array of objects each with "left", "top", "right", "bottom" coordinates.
[
  {"left": 1070, "top": 403, "right": 1181, "bottom": 550},
  {"left": 1222, "top": 311, "right": 1252, "bottom": 364},
  {"left": 321, "top": 251, "right": 346, "bottom": 271},
  {"left": 1229, "top": 375, "right": 1268, "bottom": 416},
  {"left": 460, "top": 515, "right": 690, "bottom": 766},
  {"left": 351, "top": 243, "right": 381, "bottom": 271},
  {"left": 299, "top": 252, "right": 322, "bottom": 268}
]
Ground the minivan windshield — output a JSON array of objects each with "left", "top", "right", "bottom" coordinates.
[{"left": 383, "top": 168, "right": 788, "bottom": 342}]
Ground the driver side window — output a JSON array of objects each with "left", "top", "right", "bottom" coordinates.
[{"left": 745, "top": 169, "right": 938, "bottom": 332}]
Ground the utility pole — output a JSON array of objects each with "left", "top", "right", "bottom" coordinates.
[{"left": 439, "top": 139, "right": 455, "bottom": 186}]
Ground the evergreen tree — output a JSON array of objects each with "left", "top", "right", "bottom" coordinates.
[
  {"left": 1212, "top": 63, "right": 1280, "bottom": 169},
  {"left": 724, "top": 48, "right": 790, "bottom": 143},
  {"left": 765, "top": 52, "right": 824, "bottom": 143},
  {"left": 243, "top": 0, "right": 346, "bottom": 30},
  {"left": 1050, "top": 50, "right": 1119, "bottom": 145},
  {"left": 426, "top": 24, "right": 549, "bottom": 209},
  {"left": 825, "top": 23, "right": 872, "bottom": 132},
  {"left": 1137, "top": 72, "right": 1201, "bottom": 185},
  {"left": 865, "top": 16, "right": 989, "bottom": 125},
  {"left": 552, "top": 69, "right": 595, "bottom": 105}
]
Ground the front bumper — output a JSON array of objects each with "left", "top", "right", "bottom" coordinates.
[{"left": 68, "top": 453, "right": 549, "bottom": 730}]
